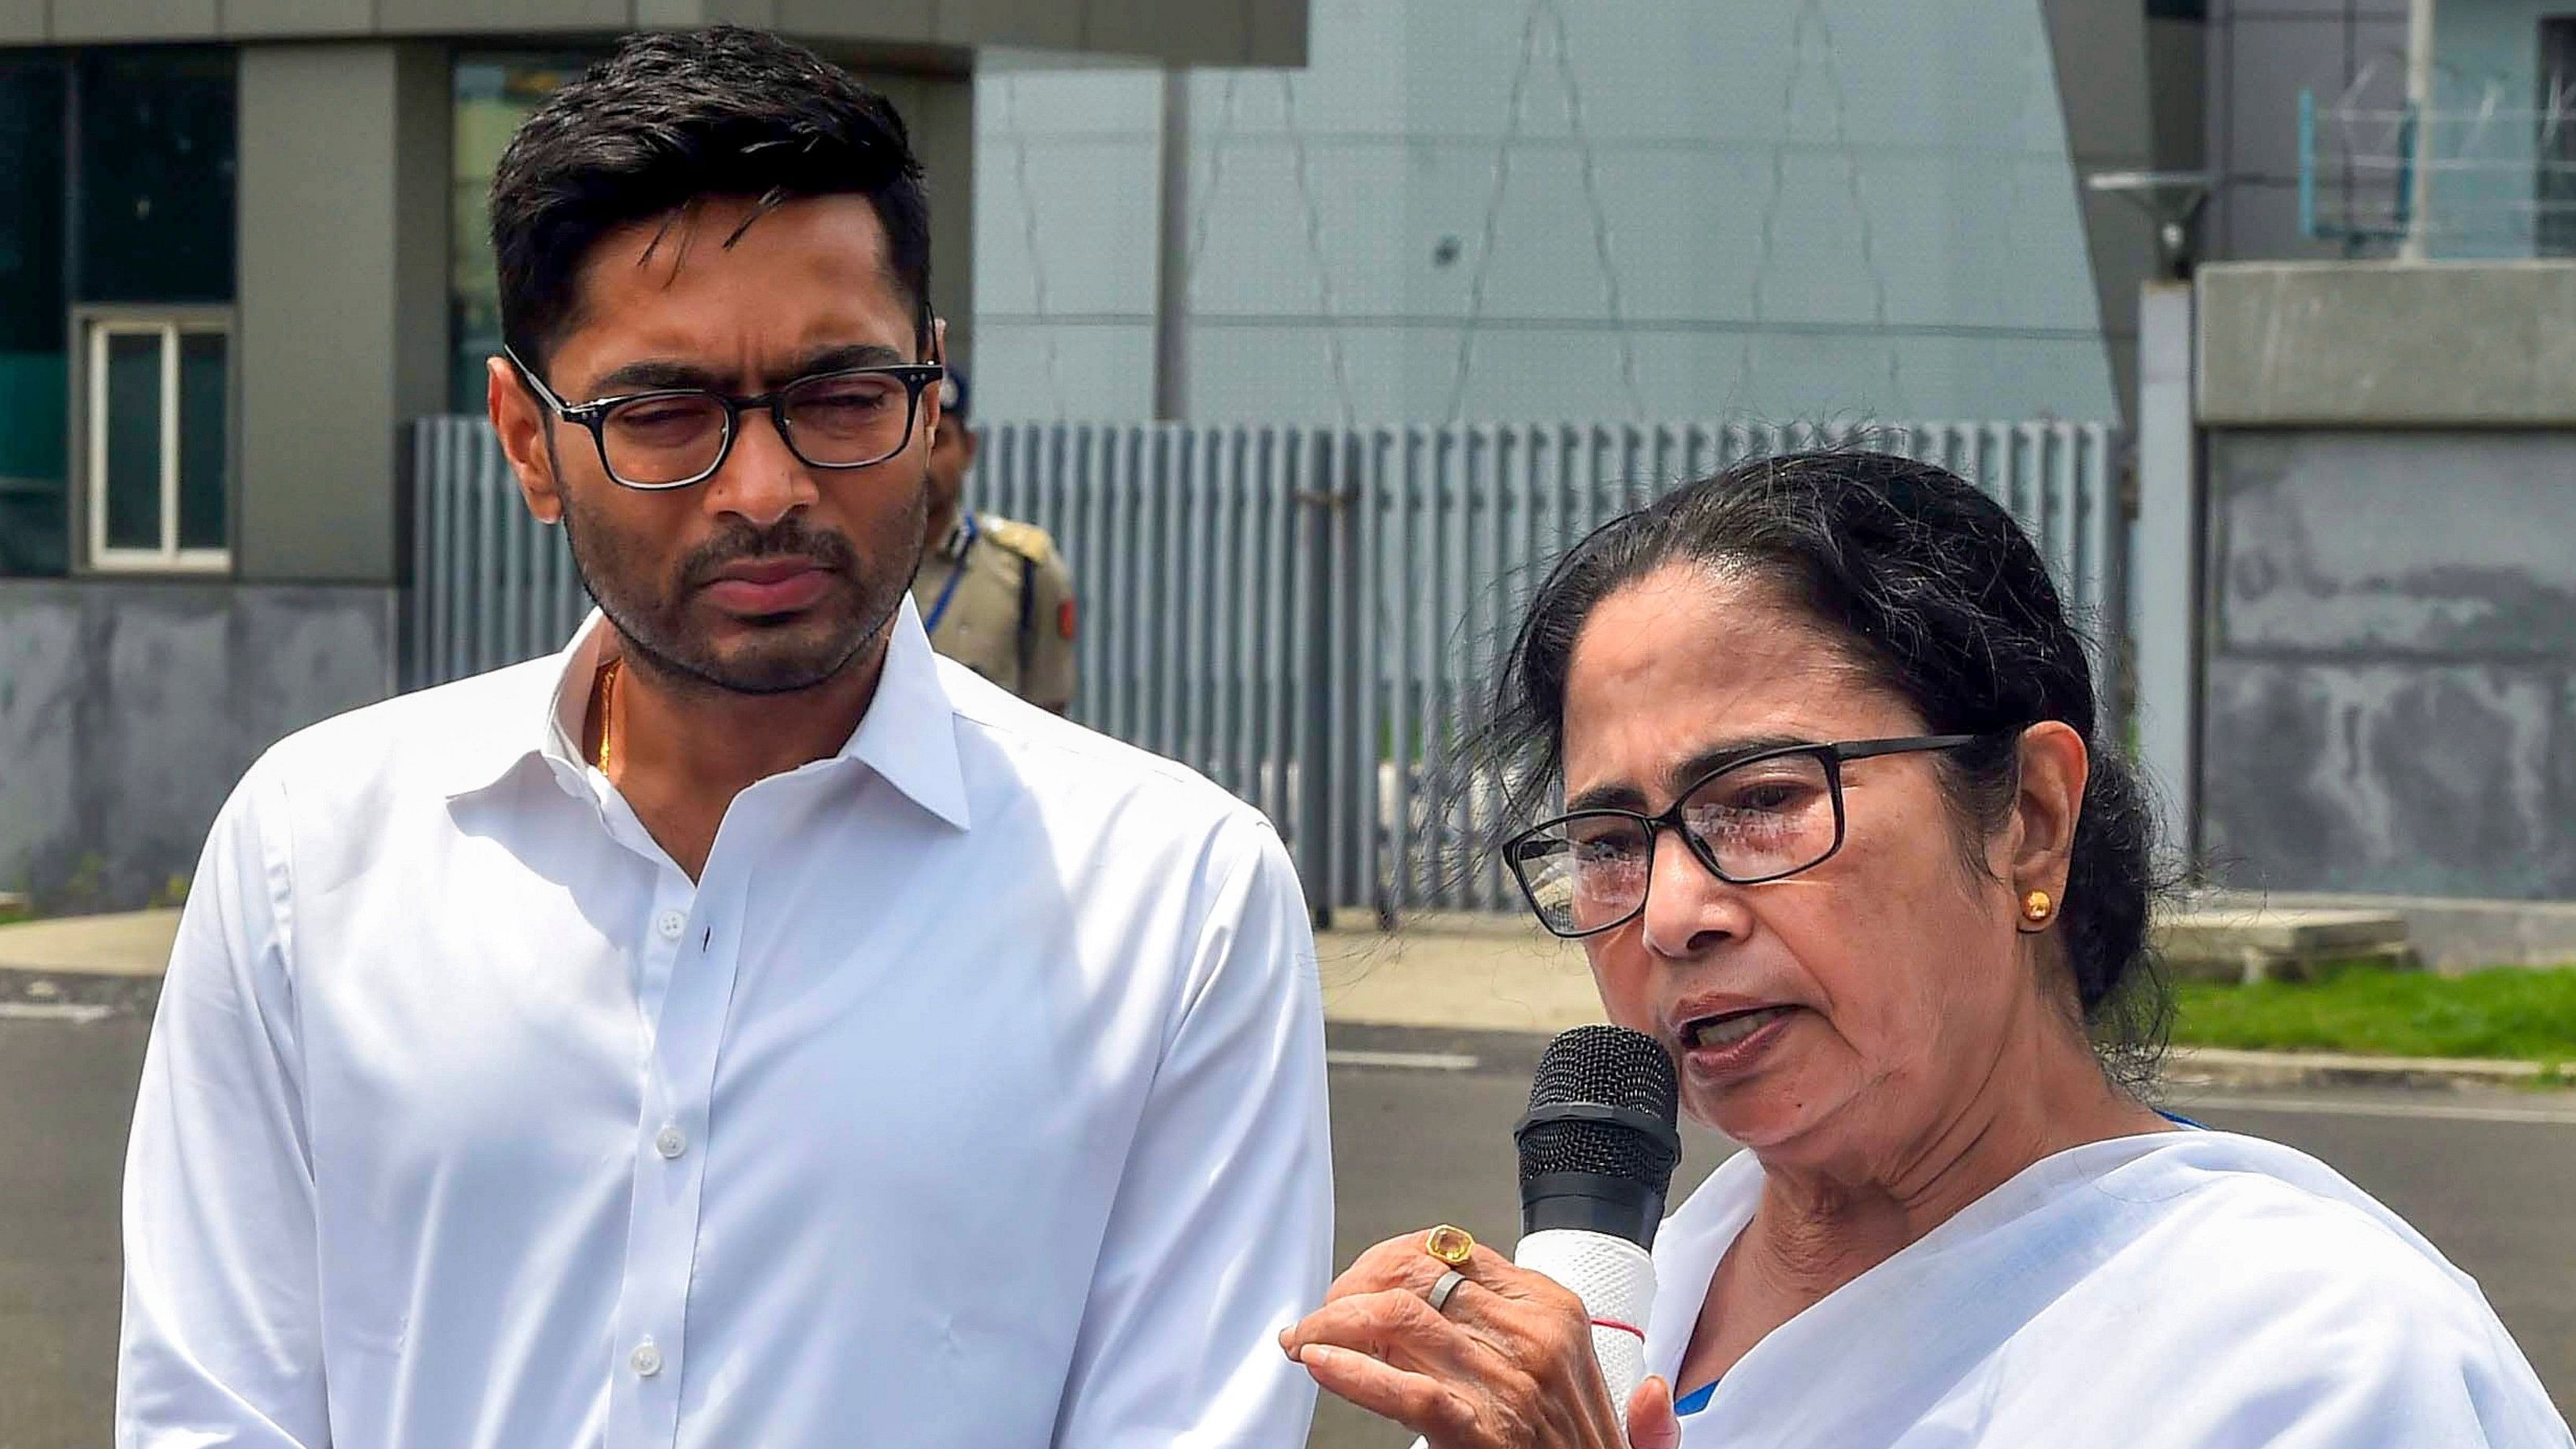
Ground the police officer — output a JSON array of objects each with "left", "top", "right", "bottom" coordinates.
[{"left": 910, "top": 365, "right": 1078, "bottom": 711}]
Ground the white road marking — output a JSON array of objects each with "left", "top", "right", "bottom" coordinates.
[
  {"left": 0, "top": 1001, "right": 113, "bottom": 1024},
  {"left": 2175, "top": 1094, "right": 2576, "bottom": 1127},
  {"left": 1327, "top": 1049, "right": 1482, "bottom": 1072}
]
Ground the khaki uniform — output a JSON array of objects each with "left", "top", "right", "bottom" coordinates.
[{"left": 911, "top": 511, "right": 1078, "bottom": 710}]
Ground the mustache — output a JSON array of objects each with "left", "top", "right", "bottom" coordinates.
[{"left": 678, "top": 518, "right": 859, "bottom": 589}]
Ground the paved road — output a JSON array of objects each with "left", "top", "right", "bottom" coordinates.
[
  {"left": 0, "top": 1009, "right": 135, "bottom": 1449},
  {"left": 6, "top": 1011, "right": 2571, "bottom": 1448}
]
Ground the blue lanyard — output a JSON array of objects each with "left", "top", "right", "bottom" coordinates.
[{"left": 923, "top": 514, "right": 977, "bottom": 636}]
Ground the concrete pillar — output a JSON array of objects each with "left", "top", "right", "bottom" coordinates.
[
  {"left": 1153, "top": 66, "right": 1190, "bottom": 422},
  {"left": 2132, "top": 280, "right": 2200, "bottom": 867},
  {"left": 235, "top": 41, "right": 451, "bottom": 585}
]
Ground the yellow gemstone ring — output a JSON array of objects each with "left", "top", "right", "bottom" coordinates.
[{"left": 1424, "top": 1224, "right": 1476, "bottom": 1266}]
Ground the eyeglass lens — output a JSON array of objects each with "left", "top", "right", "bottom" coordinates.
[
  {"left": 1509, "top": 750, "right": 1841, "bottom": 935},
  {"left": 597, "top": 371, "right": 919, "bottom": 485}
]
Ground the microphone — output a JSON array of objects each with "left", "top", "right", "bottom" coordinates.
[
  {"left": 1513, "top": 1024, "right": 1683, "bottom": 1434},
  {"left": 1399, "top": 1026, "right": 1680, "bottom": 1449}
]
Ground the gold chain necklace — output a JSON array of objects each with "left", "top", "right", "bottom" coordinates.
[{"left": 592, "top": 658, "right": 622, "bottom": 772}]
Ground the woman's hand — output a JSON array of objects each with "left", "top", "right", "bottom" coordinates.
[{"left": 1279, "top": 1229, "right": 1683, "bottom": 1449}]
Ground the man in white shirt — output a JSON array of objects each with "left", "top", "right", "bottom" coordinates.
[{"left": 115, "top": 26, "right": 1332, "bottom": 1448}]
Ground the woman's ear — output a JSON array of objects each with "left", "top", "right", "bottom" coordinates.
[{"left": 2007, "top": 721, "right": 2088, "bottom": 908}]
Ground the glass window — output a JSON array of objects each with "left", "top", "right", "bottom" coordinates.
[
  {"left": 0, "top": 46, "right": 236, "bottom": 577},
  {"left": 100, "top": 329, "right": 162, "bottom": 552},
  {"left": 0, "top": 54, "right": 70, "bottom": 577},
  {"left": 2541, "top": 20, "right": 2576, "bottom": 258},
  {"left": 84, "top": 316, "right": 230, "bottom": 571},
  {"left": 451, "top": 53, "right": 597, "bottom": 411},
  {"left": 177, "top": 331, "right": 228, "bottom": 551},
  {"left": 76, "top": 50, "right": 238, "bottom": 304}
]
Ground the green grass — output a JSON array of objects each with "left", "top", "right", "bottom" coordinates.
[{"left": 2171, "top": 964, "right": 2576, "bottom": 1064}]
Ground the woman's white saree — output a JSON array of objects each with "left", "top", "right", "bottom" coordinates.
[{"left": 1646, "top": 1130, "right": 2572, "bottom": 1447}]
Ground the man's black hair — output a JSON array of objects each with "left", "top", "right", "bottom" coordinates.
[{"left": 489, "top": 24, "right": 933, "bottom": 377}]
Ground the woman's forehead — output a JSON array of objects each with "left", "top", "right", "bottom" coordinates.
[{"left": 1559, "top": 567, "right": 1905, "bottom": 792}]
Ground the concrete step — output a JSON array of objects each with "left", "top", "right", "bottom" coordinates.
[
  {"left": 2155, "top": 902, "right": 2414, "bottom": 984},
  {"left": 1332, "top": 905, "right": 2420, "bottom": 989},
  {"left": 2196, "top": 890, "right": 2576, "bottom": 972}
]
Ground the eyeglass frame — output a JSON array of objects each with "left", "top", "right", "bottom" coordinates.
[
  {"left": 503, "top": 346, "right": 948, "bottom": 492},
  {"left": 1502, "top": 733, "right": 1995, "bottom": 940}
]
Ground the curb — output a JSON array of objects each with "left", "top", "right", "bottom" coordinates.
[
  {"left": 2165, "top": 1046, "right": 2560, "bottom": 1093},
  {"left": 7, "top": 959, "right": 2568, "bottom": 1094},
  {"left": 1321, "top": 1017, "right": 2570, "bottom": 1094},
  {"left": 0, "top": 964, "right": 164, "bottom": 1017}
]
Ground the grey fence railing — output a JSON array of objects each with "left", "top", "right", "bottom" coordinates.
[
  {"left": 408, "top": 420, "right": 595, "bottom": 692},
  {"left": 408, "top": 417, "right": 2125, "bottom": 920}
]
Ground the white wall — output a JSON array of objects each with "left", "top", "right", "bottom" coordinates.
[{"left": 970, "top": 0, "right": 2118, "bottom": 426}]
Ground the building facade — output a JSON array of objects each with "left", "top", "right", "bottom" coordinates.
[
  {"left": 971, "top": 0, "right": 2132, "bottom": 427},
  {"left": 2192, "top": 1, "right": 2576, "bottom": 913}
]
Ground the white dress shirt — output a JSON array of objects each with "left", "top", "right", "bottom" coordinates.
[
  {"left": 1645, "top": 1129, "right": 2572, "bottom": 1447},
  {"left": 117, "top": 597, "right": 1333, "bottom": 1449}
]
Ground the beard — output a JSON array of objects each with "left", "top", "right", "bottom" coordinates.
[{"left": 559, "top": 482, "right": 926, "bottom": 697}]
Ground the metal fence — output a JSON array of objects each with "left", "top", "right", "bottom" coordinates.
[
  {"left": 409, "top": 420, "right": 595, "bottom": 691},
  {"left": 408, "top": 416, "right": 2125, "bottom": 920}
]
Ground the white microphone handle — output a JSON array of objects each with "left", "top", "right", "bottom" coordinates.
[{"left": 1405, "top": 1228, "right": 1658, "bottom": 1449}]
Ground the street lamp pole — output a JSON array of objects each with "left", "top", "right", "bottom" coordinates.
[{"left": 2401, "top": 0, "right": 2437, "bottom": 261}]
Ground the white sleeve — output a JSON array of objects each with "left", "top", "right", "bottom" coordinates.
[
  {"left": 2097, "top": 1229, "right": 2574, "bottom": 1449},
  {"left": 116, "top": 768, "right": 330, "bottom": 1449},
  {"left": 1049, "top": 819, "right": 1334, "bottom": 1449},
  {"left": 2168, "top": 1297, "right": 2576, "bottom": 1449}
]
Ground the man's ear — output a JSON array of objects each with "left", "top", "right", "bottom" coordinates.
[
  {"left": 488, "top": 355, "right": 563, "bottom": 525},
  {"left": 924, "top": 315, "right": 950, "bottom": 448}
]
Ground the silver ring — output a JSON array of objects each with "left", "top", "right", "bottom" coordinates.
[{"left": 1427, "top": 1269, "right": 1467, "bottom": 1315}]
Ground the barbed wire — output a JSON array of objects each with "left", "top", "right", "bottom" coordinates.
[{"left": 2307, "top": 59, "right": 2576, "bottom": 247}]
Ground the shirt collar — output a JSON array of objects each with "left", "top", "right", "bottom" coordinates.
[
  {"left": 440, "top": 595, "right": 971, "bottom": 831},
  {"left": 845, "top": 595, "right": 973, "bottom": 830},
  {"left": 935, "top": 512, "right": 976, "bottom": 560},
  {"left": 428, "top": 625, "right": 599, "bottom": 801}
]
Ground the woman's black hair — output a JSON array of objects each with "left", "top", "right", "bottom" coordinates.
[{"left": 1483, "top": 448, "right": 2170, "bottom": 1087}]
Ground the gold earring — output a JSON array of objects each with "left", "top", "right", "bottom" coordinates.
[{"left": 2021, "top": 890, "right": 2054, "bottom": 924}]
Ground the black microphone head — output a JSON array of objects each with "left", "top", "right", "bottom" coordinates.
[{"left": 1515, "top": 1025, "right": 1682, "bottom": 1247}]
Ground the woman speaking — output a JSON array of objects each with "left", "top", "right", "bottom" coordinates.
[{"left": 1281, "top": 451, "right": 2572, "bottom": 1447}]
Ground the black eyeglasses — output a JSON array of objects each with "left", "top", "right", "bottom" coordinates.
[
  {"left": 1502, "top": 734, "right": 1991, "bottom": 939},
  {"left": 507, "top": 347, "right": 945, "bottom": 491}
]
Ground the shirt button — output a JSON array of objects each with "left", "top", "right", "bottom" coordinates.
[
  {"left": 655, "top": 909, "right": 686, "bottom": 940},
  {"left": 655, "top": 1124, "right": 687, "bottom": 1159},
  {"left": 630, "top": 1339, "right": 663, "bottom": 1377}
]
